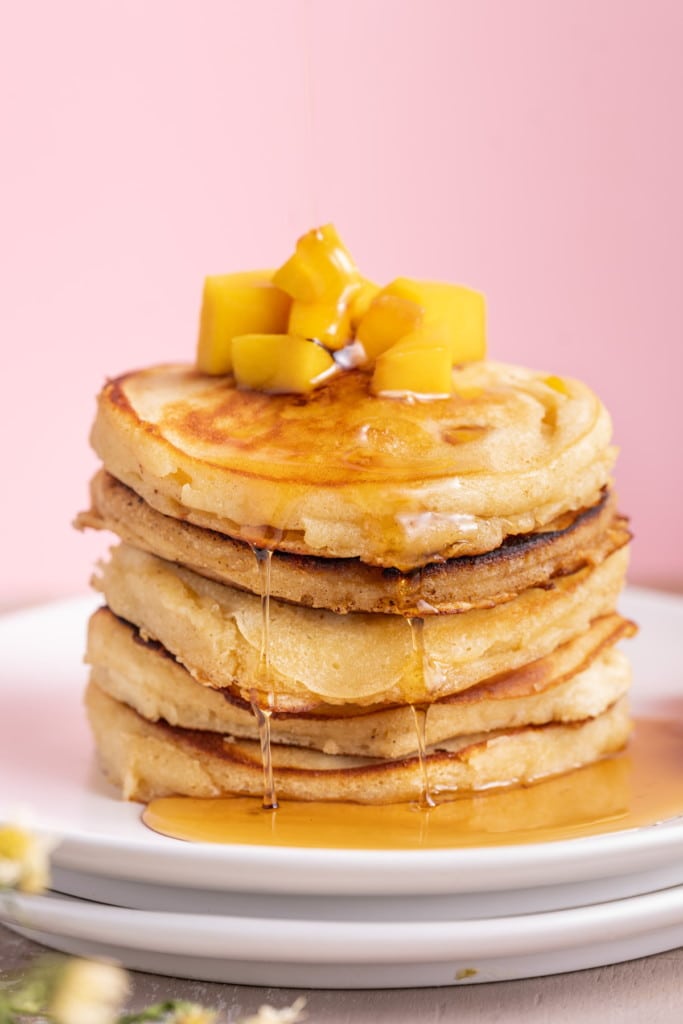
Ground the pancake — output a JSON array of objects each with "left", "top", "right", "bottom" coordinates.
[
  {"left": 77, "top": 470, "right": 630, "bottom": 615},
  {"left": 87, "top": 607, "right": 635, "bottom": 758},
  {"left": 80, "top": 317, "right": 633, "bottom": 805},
  {"left": 85, "top": 680, "right": 632, "bottom": 804},
  {"left": 94, "top": 541, "right": 630, "bottom": 710},
  {"left": 89, "top": 361, "right": 616, "bottom": 569}
]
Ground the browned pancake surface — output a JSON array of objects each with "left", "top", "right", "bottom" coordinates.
[
  {"left": 85, "top": 680, "right": 632, "bottom": 804},
  {"left": 77, "top": 471, "right": 630, "bottom": 614},
  {"left": 87, "top": 606, "right": 635, "bottom": 758},
  {"left": 89, "top": 362, "right": 616, "bottom": 567},
  {"left": 93, "top": 542, "right": 630, "bottom": 709}
]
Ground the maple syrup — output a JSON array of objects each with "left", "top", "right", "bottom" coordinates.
[
  {"left": 249, "top": 544, "right": 278, "bottom": 810},
  {"left": 410, "top": 704, "right": 436, "bottom": 809},
  {"left": 406, "top": 615, "right": 436, "bottom": 808},
  {"left": 143, "top": 717, "right": 683, "bottom": 849},
  {"left": 249, "top": 701, "right": 277, "bottom": 811}
]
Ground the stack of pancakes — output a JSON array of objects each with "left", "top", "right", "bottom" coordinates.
[{"left": 77, "top": 360, "right": 634, "bottom": 804}]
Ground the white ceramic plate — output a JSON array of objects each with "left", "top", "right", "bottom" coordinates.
[
  {"left": 1, "top": 590, "right": 682, "bottom": 899},
  {"left": 3, "top": 883, "right": 683, "bottom": 988},
  {"left": 48, "top": 858, "right": 683, "bottom": 920}
]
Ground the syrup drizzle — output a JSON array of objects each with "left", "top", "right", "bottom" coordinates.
[
  {"left": 410, "top": 704, "right": 436, "bottom": 809},
  {"left": 250, "top": 545, "right": 278, "bottom": 810},
  {"left": 407, "top": 616, "right": 436, "bottom": 808},
  {"left": 394, "top": 570, "right": 422, "bottom": 616},
  {"left": 251, "top": 701, "right": 277, "bottom": 811}
]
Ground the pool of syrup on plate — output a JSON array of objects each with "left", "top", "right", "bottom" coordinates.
[{"left": 142, "top": 716, "right": 683, "bottom": 848}]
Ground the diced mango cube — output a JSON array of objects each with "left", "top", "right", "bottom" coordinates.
[
  {"left": 232, "top": 334, "right": 335, "bottom": 394},
  {"left": 273, "top": 224, "right": 359, "bottom": 303},
  {"left": 371, "top": 330, "right": 453, "bottom": 397},
  {"left": 355, "top": 294, "right": 424, "bottom": 362},
  {"left": 348, "top": 278, "right": 381, "bottom": 330},
  {"left": 288, "top": 299, "right": 352, "bottom": 351},
  {"left": 383, "top": 278, "right": 486, "bottom": 364},
  {"left": 196, "top": 271, "right": 291, "bottom": 375}
]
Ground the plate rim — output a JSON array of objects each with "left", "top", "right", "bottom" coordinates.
[{"left": 4, "top": 881, "right": 683, "bottom": 964}]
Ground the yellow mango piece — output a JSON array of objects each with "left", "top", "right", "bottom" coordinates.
[
  {"left": 288, "top": 299, "right": 353, "bottom": 351},
  {"left": 196, "top": 271, "right": 291, "bottom": 375},
  {"left": 348, "top": 278, "right": 381, "bottom": 330},
  {"left": 232, "top": 334, "right": 335, "bottom": 394},
  {"left": 384, "top": 278, "right": 486, "bottom": 364},
  {"left": 371, "top": 330, "right": 453, "bottom": 397},
  {"left": 273, "top": 224, "right": 359, "bottom": 303},
  {"left": 355, "top": 293, "right": 424, "bottom": 362}
]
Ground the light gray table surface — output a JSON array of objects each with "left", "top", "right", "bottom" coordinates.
[{"left": 1, "top": 924, "right": 681, "bottom": 1023}]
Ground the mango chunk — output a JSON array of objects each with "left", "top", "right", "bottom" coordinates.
[
  {"left": 348, "top": 278, "right": 381, "bottom": 330},
  {"left": 288, "top": 299, "right": 352, "bottom": 351},
  {"left": 356, "top": 294, "right": 424, "bottom": 362},
  {"left": 273, "top": 224, "right": 359, "bottom": 303},
  {"left": 383, "top": 278, "right": 486, "bottom": 364},
  {"left": 196, "top": 271, "right": 291, "bottom": 375},
  {"left": 232, "top": 334, "right": 335, "bottom": 394},
  {"left": 371, "top": 330, "right": 453, "bottom": 398}
]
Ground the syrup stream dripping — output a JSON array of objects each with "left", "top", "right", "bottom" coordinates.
[
  {"left": 252, "top": 702, "right": 277, "bottom": 812},
  {"left": 251, "top": 545, "right": 278, "bottom": 810},
  {"left": 408, "top": 616, "right": 436, "bottom": 808},
  {"left": 410, "top": 704, "right": 436, "bottom": 810},
  {"left": 255, "top": 545, "right": 273, "bottom": 675}
]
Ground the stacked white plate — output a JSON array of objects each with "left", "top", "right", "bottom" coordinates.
[{"left": 1, "top": 589, "right": 683, "bottom": 989}]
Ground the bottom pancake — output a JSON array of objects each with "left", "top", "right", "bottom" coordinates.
[{"left": 85, "top": 681, "right": 632, "bottom": 804}]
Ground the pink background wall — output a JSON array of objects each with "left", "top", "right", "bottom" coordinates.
[{"left": 1, "top": 0, "right": 682, "bottom": 607}]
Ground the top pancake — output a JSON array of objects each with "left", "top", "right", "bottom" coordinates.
[{"left": 91, "top": 361, "right": 615, "bottom": 569}]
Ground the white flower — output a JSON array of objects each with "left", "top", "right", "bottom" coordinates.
[
  {"left": 48, "top": 958, "right": 129, "bottom": 1024},
  {"left": 0, "top": 823, "right": 55, "bottom": 894},
  {"left": 239, "top": 997, "right": 307, "bottom": 1024},
  {"left": 0, "top": 856, "right": 22, "bottom": 889}
]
